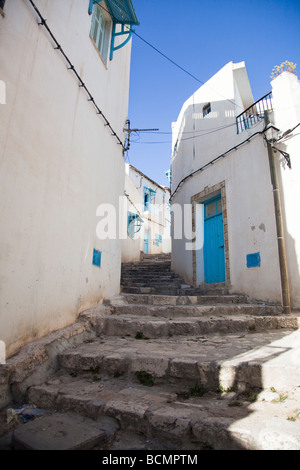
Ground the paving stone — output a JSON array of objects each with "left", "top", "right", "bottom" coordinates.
[{"left": 12, "top": 412, "right": 118, "bottom": 450}]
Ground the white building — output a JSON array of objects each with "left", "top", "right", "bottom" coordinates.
[
  {"left": 0, "top": 0, "right": 138, "bottom": 357},
  {"left": 171, "top": 61, "right": 300, "bottom": 312},
  {"left": 122, "top": 164, "right": 171, "bottom": 262}
]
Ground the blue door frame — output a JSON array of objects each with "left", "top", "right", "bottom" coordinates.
[{"left": 203, "top": 196, "right": 225, "bottom": 283}]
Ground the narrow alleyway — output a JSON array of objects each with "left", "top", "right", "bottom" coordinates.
[{"left": 1, "top": 254, "right": 300, "bottom": 450}]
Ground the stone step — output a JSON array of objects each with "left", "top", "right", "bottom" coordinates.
[
  {"left": 95, "top": 313, "right": 299, "bottom": 340},
  {"left": 108, "top": 301, "right": 285, "bottom": 318},
  {"left": 121, "top": 273, "right": 181, "bottom": 279},
  {"left": 121, "top": 283, "right": 184, "bottom": 290},
  {"left": 54, "top": 327, "right": 300, "bottom": 392},
  {"left": 122, "top": 261, "right": 171, "bottom": 268},
  {"left": 120, "top": 293, "right": 249, "bottom": 305},
  {"left": 11, "top": 412, "right": 118, "bottom": 450},
  {"left": 2, "top": 305, "right": 300, "bottom": 450},
  {"left": 120, "top": 285, "right": 232, "bottom": 296},
  {"left": 121, "top": 277, "right": 182, "bottom": 284},
  {"left": 26, "top": 368, "right": 300, "bottom": 450}
]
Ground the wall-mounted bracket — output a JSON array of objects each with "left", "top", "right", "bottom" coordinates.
[{"left": 110, "top": 23, "right": 133, "bottom": 60}]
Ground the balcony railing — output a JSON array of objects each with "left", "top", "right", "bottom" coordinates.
[{"left": 236, "top": 92, "right": 273, "bottom": 134}]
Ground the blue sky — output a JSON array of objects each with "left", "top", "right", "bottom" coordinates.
[{"left": 126, "top": 0, "right": 300, "bottom": 187}]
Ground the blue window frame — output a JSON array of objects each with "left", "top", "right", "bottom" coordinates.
[
  {"left": 89, "top": 0, "right": 139, "bottom": 61},
  {"left": 143, "top": 187, "right": 156, "bottom": 212},
  {"left": 204, "top": 196, "right": 222, "bottom": 219},
  {"left": 90, "top": 3, "right": 111, "bottom": 62}
]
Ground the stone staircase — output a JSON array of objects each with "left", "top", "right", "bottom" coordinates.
[{"left": 1, "top": 254, "right": 300, "bottom": 450}]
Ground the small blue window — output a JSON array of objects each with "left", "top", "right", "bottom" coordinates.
[
  {"left": 247, "top": 252, "right": 261, "bottom": 268},
  {"left": 143, "top": 187, "right": 156, "bottom": 212},
  {"left": 93, "top": 249, "right": 102, "bottom": 268}
]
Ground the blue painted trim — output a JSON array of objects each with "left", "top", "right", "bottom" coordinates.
[
  {"left": 110, "top": 23, "right": 133, "bottom": 60},
  {"left": 89, "top": 0, "right": 102, "bottom": 15},
  {"left": 247, "top": 252, "right": 261, "bottom": 268},
  {"left": 89, "top": 1, "right": 136, "bottom": 60},
  {"left": 204, "top": 195, "right": 222, "bottom": 220},
  {"left": 92, "top": 249, "right": 102, "bottom": 268}
]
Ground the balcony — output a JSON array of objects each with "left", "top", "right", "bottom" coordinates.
[{"left": 236, "top": 92, "right": 273, "bottom": 134}]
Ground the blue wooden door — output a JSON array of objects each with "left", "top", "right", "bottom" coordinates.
[
  {"left": 204, "top": 196, "right": 225, "bottom": 283},
  {"left": 144, "top": 231, "right": 150, "bottom": 254}
]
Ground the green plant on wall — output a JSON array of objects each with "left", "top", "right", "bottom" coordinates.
[{"left": 271, "top": 61, "right": 297, "bottom": 79}]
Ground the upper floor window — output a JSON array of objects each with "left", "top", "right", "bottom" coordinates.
[
  {"left": 143, "top": 187, "right": 156, "bottom": 212},
  {"left": 0, "top": 0, "right": 6, "bottom": 11},
  {"left": 90, "top": 3, "right": 111, "bottom": 63},
  {"left": 203, "top": 103, "right": 211, "bottom": 117}
]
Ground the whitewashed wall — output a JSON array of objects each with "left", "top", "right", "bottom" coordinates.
[
  {"left": 122, "top": 165, "right": 171, "bottom": 260},
  {"left": 0, "top": 0, "right": 132, "bottom": 356},
  {"left": 171, "top": 62, "right": 288, "bottom": 304}
]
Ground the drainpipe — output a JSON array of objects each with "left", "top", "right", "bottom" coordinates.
[{"left": 264, "top": 111, "right": 291, "bottom": 314}]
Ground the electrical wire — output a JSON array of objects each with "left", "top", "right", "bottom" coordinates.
[
  {"left": 27, "top": 0, "right": 126, "bottom": 151},
  {"left": 170, "top": 130, "right": 264, "bottom": 200},
  {"left": 97, "top": 2, "right": 243, "bottom": 111},
  {"left": 131, "top": 121, "right": 243, "bottom": 145}
]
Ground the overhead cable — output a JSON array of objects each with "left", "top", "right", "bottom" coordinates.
[{"left": 97, "top": 2, "right": 242, "bottom": 111}]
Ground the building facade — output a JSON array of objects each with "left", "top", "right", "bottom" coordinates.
[
  {"left": 0, "top": 0, "right": 138, "bottom": 357},
  {"left": 171, "top": 61, "right": 300, "bottom": 311},
  {"left": 122, "top": 164, "right": 171, "bottom": 262}
]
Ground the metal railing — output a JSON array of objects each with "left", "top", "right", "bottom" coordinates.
[{"left": 236, "top": 92, "right": 273, "bottom": 133}]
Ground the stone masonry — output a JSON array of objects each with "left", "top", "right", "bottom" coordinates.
[{"left": 0, "top": 254, "right": 300, "bottom": 450}]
